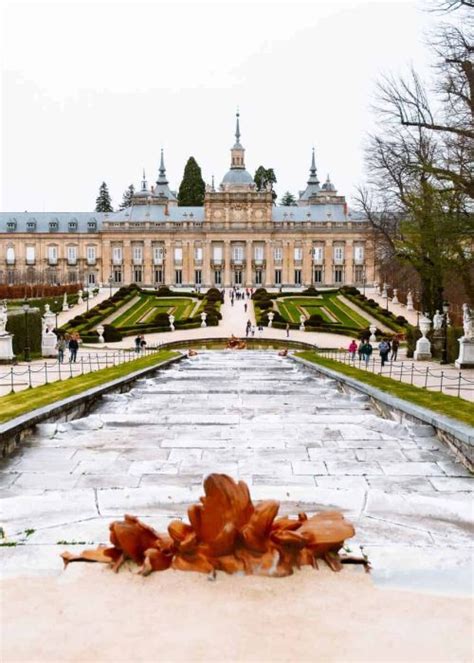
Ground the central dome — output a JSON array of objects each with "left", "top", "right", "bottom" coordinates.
[{"left": 221, "top": 168, "right": 254, "bottom": 186}]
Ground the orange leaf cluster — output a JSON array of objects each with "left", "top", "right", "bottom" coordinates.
[{"left": 62, "top": 474, "right": 357, "bottom": 577}]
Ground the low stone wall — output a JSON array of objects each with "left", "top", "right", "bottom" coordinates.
[
  {"left": 155, "top": 337, "right": 318, "bottom": 352},
  {"left": 292, "top": 355, "right": 474, "bottom": 471},
  {"left": 0, "top": 354, "right": 184, "bottom": 458}
]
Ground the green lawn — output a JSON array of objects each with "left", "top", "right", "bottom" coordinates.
[
  {"left": 112, "top": 295, "right": 196, "bottom": 328},
  {"left": 277, "top": 294, "right": 370, "bottom": 330},
  {"left": 295, "top": 351, "right": 474, "bottom": 427},
  {"left": 0, "top": 350, "right": 179, "bottom": 424}
]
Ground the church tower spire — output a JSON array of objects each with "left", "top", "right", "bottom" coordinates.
[
  {"left": 157, "top": 148, "right": 168, "bottom": 184},
  {"left": 231, "top": 109, "right": 245, "bottom": 170},
  {"left": 308, "top": 147, "right": 319, "bottom": 184}
]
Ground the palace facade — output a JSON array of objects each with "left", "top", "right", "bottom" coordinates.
[{"left": 0, "top": 114, "right": 376, "bottom": 289}]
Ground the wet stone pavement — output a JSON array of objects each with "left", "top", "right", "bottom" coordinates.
[{"left": 1, "top": 351, "right": 472, "bottom": 592}]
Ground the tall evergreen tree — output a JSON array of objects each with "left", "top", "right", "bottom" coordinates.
[
  {"left": 280, "top": 191, "right": 297, "bottom": 206},
  {"left": 254, "top": 166, "right": 277, "bottom": 203},
  {"left": 119, "top": 184, "right": 135, "bottom": 210},
  {"left": 178, "top": 157, "right": 205, "bottom": 206},
  {"left": 95, "top": 182, "right": 113, "bottom": 212}
]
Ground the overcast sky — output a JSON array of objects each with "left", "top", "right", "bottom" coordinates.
[{"left": 1, "top": 0, "right": 439, "bottom": 212}]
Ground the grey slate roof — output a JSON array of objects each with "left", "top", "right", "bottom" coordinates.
[
  {"left": 272, "top": 204, "right": 349, "bottom": 222},
  {"left": 0, "top": 212, "right": 105, "bottom": 233},
  {"left": 106, "top": 205, "right": 205, "bottom": 222}
]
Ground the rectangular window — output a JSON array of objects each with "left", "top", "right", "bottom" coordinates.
[
  {"left": 354, "top": 246, "right": 364, "bottom": 263},
  {"left": 294, "top": 269, "right": 302, "bottom": 285},
  {"left": 26, "top": 246, "right": 35, "bottom": 264},
  {"left": 212, "top": 245, "right": 223, "bottom": 262},
  {"left": 6, "top": 247, "right": 15, "bottom": 264},
  {"left": 254, "top": 246, "right": 264, "bottom": 261},
  {"left": 113, "top": 270, "right": 122, "bottom": 283},
  {"left": 354, "top": 266, "right": 364, "bottom": 283},
  {"left": 175, "top": 269, "right": 182, "bottom": 285},
  {"left": 67, "top": 246, "right": 77, "bottom": 264},
  {"left": 334, "top": 268, "right": 343, "bottom": 283},
  {"left": 234, "top": 270, "right": 242, "bottom": 285},
  {"left": 275, "top": 269, "right": 282, "bottom": 285},
  {"left": 112, "top": 246, "right": 122, "bottom": 264},
  {"left": 68, "top": 271, "right": 77, "bottom": 284},
  {"left": 312, "top": 246, "right": 323, "bottom": 263},
  {"left": 194, "top": 247, "right": 203, "bottom": 262},
  {"left": 87, "top": 246, "right": 96, "bottom": 264},
  {"left": 154, "top": 269, "right": 163, "bottom": 284},
  {"left": 333, "top": 246, "right": 344, "bottom": 263},
  {"left": 88, "top": 273, "right": 96, "bottom": 285},
  {"left": 153, "top": 246, "right": 164, "bottom": 264},
  {"left": 232, "top": 246, "right": 244, "bottom": 262},
  {"left": 195, "top": 269, "right": 202, "bottom": 285},
  {"left": 48, "top": 246, "right": 57, "bottom": 264},
  {"left": 274, "top": 247, "right": 282, "bottom": 262},
  {"left": 313, "top": 268, "right": 323, "bottom": 284},
  {"left": 133, "top": 246, "right": 143, "bottom": 264},
  {"left": 294, "top": 247, "right": 303, "bottom": 262},
  {"left": 255, "top": 270, "right": 263, "bottom": 285},
  {"left": 134, "top": 268, "right": 143, "bottom": 283},
  {"left": 214, "top": 270, "right": 222, "bottom": 285},
  {"left": 174, "top": 247, "right": 183, "bottom": 263}
]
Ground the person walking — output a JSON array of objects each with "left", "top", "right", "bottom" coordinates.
[
  {"left": 134, "top": 335, "right": 141, "bottom": 353},
  {"left": 251, "top": 324, "right": 256, "bottom": 337},
  {"left": 348, "top": 339, "right": 358, "bottom": 362},
  {"left": 68, "top": 334, "right": 79, "bottom": 363},
  {"left": 140, "top": 335, "right": 147, "bottom": 353},
  {"left": 391, "top": 336, "right": 400, "bottom": 362},
  {"left": 244, "top": 302, "right": 247, "bottom": 313},
  {"left": 245, "top": 320, "right": 251, "bottom": 337},
  {"left": 378, "top": 338, "right": 390, "bottom": 368},
  {"left": 56, "top": 335, "right": 66, "bottom": 364},
  {"left": 360, "top": 340, "right": 373, "bottom": 368},
  {"left": 258, "top": 324, "right": 263, "bottom": 338}
]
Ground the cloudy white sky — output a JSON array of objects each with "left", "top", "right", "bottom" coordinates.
[{"left": 1, "top": 0, "right": 439, "bottom": 212}]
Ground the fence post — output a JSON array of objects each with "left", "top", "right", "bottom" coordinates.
[
  {"left": 424, "top": 367, "right": 429, "bottom": 388},
  {"left": 28, "top": 365, "right": 32, "bottom": 389},
  {"left": 410, "top": 363, "right": 414, "bottom": 385},
  {"left": 439, "top": 371, "right": 444, "bottom": 393},
  {"left": 96, "top": 353, "right": 100, "bottom": 370},
  {"left": 10, "top": 367, "right": 15, "bottom": 394},
  {"left": 58, "top": 360, "right": 62, "bottom": 381},
  {"left": 105, "top": 353, "right": 109, "bottom": 369},
  {"left": 89, "top": 353, "right": 93, "bottom": 374},
  {"left": 399, "top": 362, "right": 404, "bottom": 382},
  {"left": 81, "top": 357, "right": 85, "bottom": 375},
  {"left": 45, "top": 362, "right": 49, "bottom": 384},
  {"left": 457, "top": 372, "right": 462, "bottom": 398}
]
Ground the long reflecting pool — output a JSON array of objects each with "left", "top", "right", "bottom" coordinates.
[{"left": 1, "top": 351, "right": 472, "bottom": 591}]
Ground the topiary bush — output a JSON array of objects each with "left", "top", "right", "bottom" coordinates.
[
  {"left": 6, "top": 309, "right": 42, "bottom": 356},
  {"left": 153, "top": 311, "right": 172, "bottom": 326},
  {"left": 300, "top": 286, "right": 320, "bottom": 297},
  {"left": 205, "top": 288, "right": 224, "bottom": 303},
  {"left": 305, "top": 313, "right": 325, "bottom": 326},
  {"left": 103, "top": 325, "right": 123, "bottom": 342}
]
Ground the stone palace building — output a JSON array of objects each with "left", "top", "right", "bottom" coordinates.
[{"left": 0, "top": 114, "right": 375, "bottom": 289}]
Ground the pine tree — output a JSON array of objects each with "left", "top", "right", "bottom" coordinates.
[
  {"left": 95, "top": 182, "right": 113, "bottom": 212},
  {"left": 119, "top": 184, "right": 135, "bottom": 210},
  {"left": 280, "top": 191, "right": 297, "bottom": 206},
  {"left": 178, "top": 157, "right": 205, "bottom": 206}
]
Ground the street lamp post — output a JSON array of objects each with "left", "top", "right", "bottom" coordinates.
[
  {"left": 108, "top": 275, "right": 113, "bottom": 298},
  {"left": 54, "top": 300, "right": 58, "bottom": 330},
  {"left": 385, "top": 286, "right": 390, "bottom": 311},
  {"left": 440, "top": 300, "right": 450, "bottom": 365},
  {"left": 22, "top": 300, "right": 31, "bottom": 362}
]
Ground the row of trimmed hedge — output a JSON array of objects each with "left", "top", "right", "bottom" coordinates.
[{"left": 340, "top": 287, "right": 408, "bottom": 333}]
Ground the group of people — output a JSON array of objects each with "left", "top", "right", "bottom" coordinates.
[
  {"left": 348, "top": 336, "right": 400, "bottom": 367},
  {"left": 134, "top": 335, "right": 147, "bottom": 353},
  {"left": 245, "top": 320, "right": 264, "bottom": 338},
  {"left": 56, "top": 332, "right": 80, "bottom": 364},
  {"left": 229, "top": 287, "right": 254, "bottom": 307}
]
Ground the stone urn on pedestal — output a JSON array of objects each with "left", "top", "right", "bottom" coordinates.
[
  {"left": 381, "top": 283, "right": 388, "bottom": 299},
  {"left": 0, "top": 301, "right": 14, "bottom": 363},
  {"left": 414, "top": 313, "right": 432, "bottom": 360},
  {"left": 369, "top": 324, "right": 377, "bottom": 343},
  {"left": 455, "top": 304, "right": 474, "bottom": 368},
  {"left": 62, "top": 292, "right": 68, "bottom": 311},
  {"left": 169, "top": 314, "right": 175, "bottom": 332},
  {"left": 299, "top": 314, "right": 306, "bottom": 331},
  {"left": 97, "top": 324, "right": 105, "bottom": 344},
  {"left": 406, "top": 290, "right": 414, "bottom": 311},
  {"left": 200, "top": 312, "right": 207, "bottom": 328},
  {"left": 42, "top": 305, "right": 58, "bottom": 357},
  {"left": 392, "top": 289, "right": 399, "bottom": 304},
  {"left": 268, "top": 311, "right": 274, "bottom": 328}
]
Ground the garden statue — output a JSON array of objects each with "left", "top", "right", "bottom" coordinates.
[
  {"left": 455, "top": 304, "right": 474, "bottom": 368},
  {"left": 432, "top": 310, "right": 443, "bottom": 331},
  {"left": 299, "top": 314, "right": 306, "bottom": 331},
  {"left": 169, "top": 314, "right": 175, "bottom": 331},
  {"left": 61, "top": 473, "right": 367, "bottom": 577},
  {"left": 381, "top": 283, "right": 388, "bottom": 298},
  {"left": 406, "top": 290, "right": 414, "bottom": 311},
  {"left": 200, "top": 312, "right": 207, "bottom": 328},
  {"left": 268, "top": 311, "right": 274, "bottom": 328},
  {"left": 97, "top": 324, "right": 105, "bottom": 344},
  {"left": 0, "top": 301, "right": 14, "bottom": 362},
  {"left": 462, "top": 303, "right": 473, "bottom": 340},
  {"left": 62, "top": 292, "right": 68, "bottom": 311},
  {"left": 0, "top": 301, "right": 8, "bottom": 334},
  {"left": 392, "top": 289, "right": 399, "bottom": 304},
  {"left": 369, "top": 324, "right": 377, "bottom": 343},
  {"left": 77, "top": 289, "right": 83, "bottom": 304},
  {"left": 414, "top": 313, "right": 432, "bottom": 360}
]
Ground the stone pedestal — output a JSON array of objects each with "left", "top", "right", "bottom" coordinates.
[
  {"left": 42, "top": 330, "right": 57, "bottom": 358},
  {"left": 455, "top": 338, "right": 474, "bottom": 368},
  {"left": 414, "top": 336, "right": 432, "bottom": 361},
  {"left": 431, "top": 330, "right": 444, "bottom": 357},
  {"left": 0, "top": 333, "right": 14, "bottom": 363}
]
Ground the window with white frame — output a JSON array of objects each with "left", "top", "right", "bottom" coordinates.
[
  {"left": 232, "top": 246, "right": 244, "bottom": 261},
  {"left": 212, "top": 245, "right": 223, "bottom": 262},
  {"left": 273, "top": 247, "right": 282, "bottom": 262},
  {"left": 294, "top": 246, "right": 303, "bottom": 262},
  {"left": 6, "top": 246, "right": 15, "bottom": 264},
  {"left": 67, "top": 246, "right": 77, "bottom": 264},
  {"left": 312, "top": 246, "right": 323, "bottom": 263},
  {"left": 26, "top": 246, "right": 35, "bottom": 264},
  {"left": 112, "top": 246, "right": 122, "bottom": 264},
  {"left": 48, "top": 245, "right": 58, "bottom": 264},
  {"left": 87, "top": 246, "right": 96, "bottom": 264},
  {"left": 133, "top": 245, "right": 143, "bottom": 263},
  {"left": 153, "top": 246, "right": 164, "bottom": 263},
  {"left": 194, "top": 246, "right": 203, "bottom": 262},
  {"left": 354, "top": 245, "right": 364, "bottom": 263},
  {"left": 254, "top": 246, "right": 264, "bottom": 261},
  {"left": 174, "top": 247, "right": 183, "bottom": 263},
  {"left": 333, "top": 246, "right": 344, "bottom": 263}
]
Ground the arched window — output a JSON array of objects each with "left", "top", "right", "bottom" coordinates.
[{"left": 6, "top": 246, "right": 15, "bottom": 264}]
